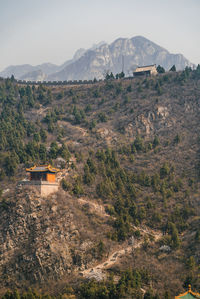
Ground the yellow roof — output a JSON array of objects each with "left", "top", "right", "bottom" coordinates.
[
  {"left": 26, "top": 164, "right": 60, "bottom": 173},
  {"left": 175, "top": 285, "right": 200, "bottom": 299}
]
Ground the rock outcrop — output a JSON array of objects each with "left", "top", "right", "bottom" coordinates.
[
  {"left": 0, "top": 189, "right": 75, "bottom": 286},
  {"left": 0, "top": 187, "right": 107, "bottom": 287}
]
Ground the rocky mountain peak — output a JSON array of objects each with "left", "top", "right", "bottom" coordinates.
[{"left": 0, "top": 36, "right": 195, "bottom": 81}]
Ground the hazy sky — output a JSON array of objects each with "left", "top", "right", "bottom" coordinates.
[{"left": 0, "top": 0, "right": 199, "bottom": 71}]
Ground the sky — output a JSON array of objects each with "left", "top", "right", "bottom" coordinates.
[{"left": 0, "top": 0, "right": 200, "bottom": 71}]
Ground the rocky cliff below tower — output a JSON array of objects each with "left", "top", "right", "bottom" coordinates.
[{"left": 0, "top": 188, "right": 110, "bottom": 288}]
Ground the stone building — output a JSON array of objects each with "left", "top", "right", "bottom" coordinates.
[{"left": 133, "top": 64, "right": 157, "bottom": 76}]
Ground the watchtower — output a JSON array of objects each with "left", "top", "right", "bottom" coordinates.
[
  {"left": 26, "top": 165, "right": 59, "bottom": 182},
  {"left": 175, "top": 285, "right": 200, "bottom": 299},
  {"left": 133, "top": 64, "right": 157, "bottom": 77},
  {"left": 20, "top": 165, "right": 60, "bottom": 197}
]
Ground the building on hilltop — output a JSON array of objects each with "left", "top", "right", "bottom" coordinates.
[
  {"left": 20, "top": 165, "right": 60, "bottom": 197},
  {"left": 133, "top": 64, "right": 157, "bottom": 77},
  {"left": 175, "top": 285, "right": 200, "bottom": 299},
  {"left": 26, "top": 165, "right": 59, "bottom": 182}
]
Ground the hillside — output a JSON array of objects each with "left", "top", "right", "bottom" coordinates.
[
  {"left": 0, "top": 36, "right": 194, "bottom": 81},
  {"left": 0, "top": 66, "right": 200, "bottom": 298}
]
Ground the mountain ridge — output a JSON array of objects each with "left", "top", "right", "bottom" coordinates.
[
  {"left": 48, "top": 36, "right": 194, "bottom": 81},
  {"left": 0, "top": 36, "right": 195, "bottom": 81}
]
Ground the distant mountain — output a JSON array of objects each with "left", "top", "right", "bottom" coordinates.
[
  {"left": 0, "top": 47, "right": 92, "bottom": 81},
  {"left": 0, "top": 63, "right": 58, "bottom": 81},
  {"left": 19, "top": 69, "right": 46, "bottom": 81},
  {"left": 48, "top": 36, "right": 194, "bottom": 81},
  {"left": 0, "top": 36, "right": 194, "bottom": 81},
  {"left": 0, "top": 64, "right": 37, "bottom": 79}
]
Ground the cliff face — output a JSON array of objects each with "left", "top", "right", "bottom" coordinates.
[
  {"left": 0, "top": 187, "right": 109, "bottom": 288},
  {"left": 0, "top": 189, "right": 73, "bottom": 286}
]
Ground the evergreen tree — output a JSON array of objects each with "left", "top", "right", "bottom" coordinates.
[
  {"left": 157, "top": 65, "right": 165, "bottom": 73},
  {"left": 170, "top": 65, "right": 176, "bottom": 72}
]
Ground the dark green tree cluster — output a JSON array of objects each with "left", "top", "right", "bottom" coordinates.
[
  {"left": 156, "top": 65, "right": 165, "bottom": 73},
  {"left": 169, "top": 65, "right": 176, "bottom": 72},
  {"left": 2, "top": 289, "right": 56, "bottom": 299},
  {"left": 71, "top": 105, "right": 86, "bottom": 124},
  {"left": 105, "top": 71, "right": 115, "bottom": 80},
  {"left": 118, "top": 135, "right": 160, "bottom": 156},
  {"left": 43, "top": 107, "right": 64, "bottom": 132},
  {"left": 81, "top": 148, "right": 147, "bottom": 240},
  {"left": 165, "top": 222, "right": 181, "bottom": 248},
  {"left": 75, "top": 142, "right": 189, "bottom": 241},
  {"left": 115, "top": 71, "right": 125, "bottom": 79},
  {"left": 79, "top": 268, "right": 152, "bottom": 299},
  {"left": 0, "top": 79, "right": 72, "bottom": 178},
  {"left": 1, "top": 267, "right": 164, "bottom": 299},
  {"left": 193, "top": 64, "right": 200, "bottom": 79}
]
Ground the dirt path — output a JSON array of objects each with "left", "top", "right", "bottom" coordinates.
[
  {"left": 78, "top": 197, "right": 109, "bottom": 218},
  {"left": 81, "top": 226, "right": 162, "bottom": 280}
]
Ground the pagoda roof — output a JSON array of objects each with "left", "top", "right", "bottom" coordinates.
[
  {"left": 175, "top": 286, "right": 200, "bottom": 299},
  {"left": 26, "top": 165, "right": 59, "bottom": 173}
]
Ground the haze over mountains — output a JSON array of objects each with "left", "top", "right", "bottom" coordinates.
[{"left": 0, "top": 36, "right": 194, "bottom": 81}]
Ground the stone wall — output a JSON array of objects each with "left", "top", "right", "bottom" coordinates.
[{"left": 19, "top": 181, "right": 59, "bottom": 197}]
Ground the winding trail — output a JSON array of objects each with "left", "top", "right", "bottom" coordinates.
[{"left": 81, "top": 226, "right": 162, "bottom": 280}]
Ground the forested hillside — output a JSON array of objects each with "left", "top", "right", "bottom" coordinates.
[{"left": 0, "top": 66, "right": 200, "bottom": 298}]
